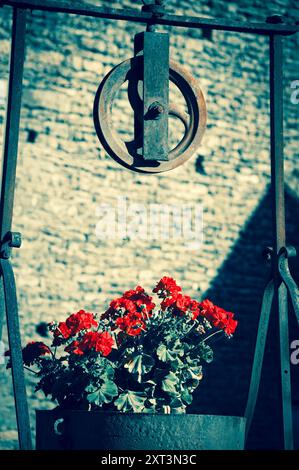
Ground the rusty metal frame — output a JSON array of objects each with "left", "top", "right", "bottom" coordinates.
[{"left": 0, "top": 0, "right": 298, "bottom": 451}]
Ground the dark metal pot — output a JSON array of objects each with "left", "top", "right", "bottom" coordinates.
[{"left": 36, "top": 410, "right": 246, "bottom": 450}]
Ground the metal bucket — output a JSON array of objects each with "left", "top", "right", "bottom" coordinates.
[{"left": 36, "top": 410, "right": 246, "bottom": 450}]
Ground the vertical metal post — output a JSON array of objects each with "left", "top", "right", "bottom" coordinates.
[
  {"left": 0, "top": 5, "right": 26, "bottom": 332},
  {"left": 0, "top": 7, "right": 32, "bottom": 449},
  {"left": 269, "top": 33, "right": 293, "bottom": 450},
  {"left": 0, "top": 8, "right": 26, "bottom": 241}
]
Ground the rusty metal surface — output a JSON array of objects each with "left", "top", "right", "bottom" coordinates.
[
  {"left": 93, "top": 56, "right": 206, "bottom": 173},
  {"left": 36, "top": 410, "right": 246, "bottom": 450}
]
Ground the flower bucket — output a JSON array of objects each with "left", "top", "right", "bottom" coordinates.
[{"left": 36, "top": 410, "right": 246, "bottom": 450}]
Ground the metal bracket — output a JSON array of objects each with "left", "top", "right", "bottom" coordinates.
[
  {"left": 0, "top": 231, "right": 22, "bottom": 259},
  {"left": 141, "top": 31, "right": 169, "bottom": 161},
  {"left": 278, "top": 246, "right": 299, "bottom": 324}
]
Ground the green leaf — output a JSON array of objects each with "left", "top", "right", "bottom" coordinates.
[
  {"left": 169, "top": 398, "right": 186, "bottom": 414},
  {"left": 156, "top": 344, "right": 177, "bottom": 362},
  {"left": 103, "top": 364, "right": 115, "bottom": 381},
  {"left": 161, "top": 371, "right": 179, "bottom": 396},
  {"left": 87, "top": 380, "right": 118, "bottom": 406},
  {"left": 182, "top": 364, "right": 203, "bottom": 382},
  {"left": 172, "top": 339, "right": 185, "bottom": 356},
  {"left": 124, "top": 353, "right": 155, "bottom": 380},
  {"left": 143, "top": 380, "right": 156, "bottom": 398},
  {"left": 114, "top": 390, "right": 147, "bottom": 413},
  {"left": 170, "top": 357, "right": 184, "bottom": 371},
  {"left": 156, "top": 340, "right": 185, "bottom": 364},
  {"left": 98, "top": 380, "right": 118, "bottom": 404},
  {"left": 199, "top": 343, "right": 213, "bottom": 363},
  {"left": 143, "top": 398, "right": 157, "bottom": 413},
  {"left": 181, "top": 389, "right": 193, "bottom": 405},
  {"left": 50, "top": 371, "right": 73, "bottom": 404}
]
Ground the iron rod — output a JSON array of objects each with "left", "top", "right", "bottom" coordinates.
[
  {"left": 269, "top": 33, "right": 293, "bottom": 450},
  {"left": 0, "top": 7, "right": 32, "bottom": 450},
  {"left": 1, "top": 258, "right": 32, "bottom": 450},
  {"left": 0, "top": 1, "right": 25, "bottom": 339},
  {"left": 278, "top": 282, "right": 293, "bottom": 449},
  {"left": 244, "top": 279, "right": 274, "bottom": 441},
  {"left": 0, "top": 0, "right": 298, "bottom": 35},
  {"left": 270, "top": 35, "right": 286, "bottom": 255},
  {"left": 0, "top": 7, "right": 25, "bottom": 241}
]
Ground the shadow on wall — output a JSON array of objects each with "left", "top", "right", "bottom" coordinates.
[{"left": 190, "top": 184, "right": 299, "bottom": 450}]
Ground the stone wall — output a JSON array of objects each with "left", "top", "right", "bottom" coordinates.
[{"left": 0, "top": 0, "right": 298, "bottom": 449}]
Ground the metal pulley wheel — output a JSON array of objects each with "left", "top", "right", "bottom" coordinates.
[{"left": 94, "top": 55, "right": 206, "bottom": 173}]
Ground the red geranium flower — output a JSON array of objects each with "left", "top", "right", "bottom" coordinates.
[
  {"left": 123, "top": 286, "right": 156, "bottom": 315},
  {"left": 115, "top": 311, "right": 145, "bottom": 336},
  {"left": 199, "top": 299, "right": 215, "bottom": 315},
  {"left": 53, "top": 310, "right": 98, "bottom": 344},
  {"left": 199, "top": 299, "right": 238, "bottom": 336},
  {"left": 161, "top": 293, "right": 200, "bottom": 320},
  {"left": 6, "top": 341, "right": 51, "bottom": 367},
  {"left": 65, "top": 331, "right": 114, "bottom": 357},
  {"left": 66, "top": 310, "right": 98, "bottom": 334},
  {"left": 53, "top": 321, "right": 71, "bottom": 342},
  {"left": 188, "top": 299, "right": 201, "bottom": 320},
  {"left": 224, "top": 317, "right": 238, "bottom": 336},
  {"left": 153, "top": 277, "right": 182, "bottom": 299},
  {"left": 64, "top": 340, "right": 83, "bottom": 356},
  {"left": 102, "top": 297, "right": 137, "bottom": 321}
]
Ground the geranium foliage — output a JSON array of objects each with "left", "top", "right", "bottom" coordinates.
[{"left": 6, "top": 277, "right": 238, "bottom": 413}]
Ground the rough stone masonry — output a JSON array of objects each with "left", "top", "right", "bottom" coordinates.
[{"left": 0, "top": 0, "right": 298, "bottom": 449}]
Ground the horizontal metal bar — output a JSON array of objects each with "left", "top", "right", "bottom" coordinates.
[{"left": 0, "top": 0, "right": 298, "bottom": 35}]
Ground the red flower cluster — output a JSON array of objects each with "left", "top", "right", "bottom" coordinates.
[
  {"left": 115, "top": 312, "right": 145, "bottom": 337},
  {"left": 123, "top": 286, "right": 156, "bottom": 314},
  {"left": 100, "top": 278, "right": 238, "bottom": 339},
  {"left": 199, "top": 299, "right": 238, "bottom": 336},
  {"left": 154, "top": 277, "right": 200, "bottom": 320},
  {"left": 154, "top": 277, "right": 238, "bottom": 336},
  {"left": 53, "top": 310, "right": 98, "bottom": 344},
  {"left": 161, "top": 294, "right": 201, "bottom": 320},
  {"left": 153, "top": 276, "right": 182, "bottom": 298},
  {"left": 65, "top": 331, "right": 114, "bottom": 357},
  {"left": 5, "top": 341, "right": 51, "bottom": 367},
  {"left": 103, "top": 286, "right": 155, "bottom": 337}
]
